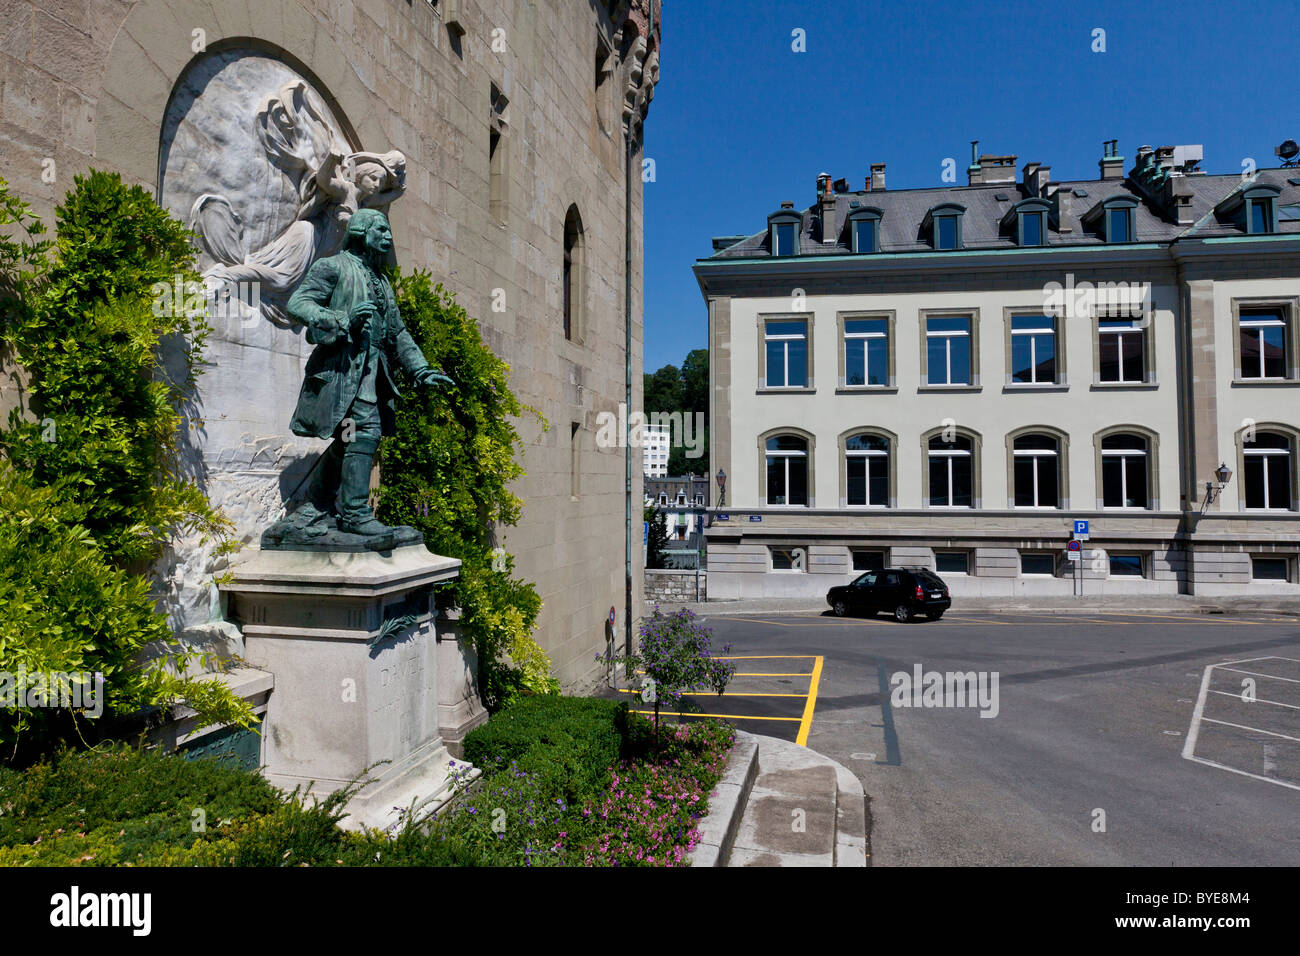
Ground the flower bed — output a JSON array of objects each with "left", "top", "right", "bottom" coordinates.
[{"left": 431, "top": 711, "right": 734, "bottom": 866}]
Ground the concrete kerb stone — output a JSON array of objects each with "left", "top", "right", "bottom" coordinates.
[
  {"left": 834, "top": 764, "right": 868, "bottom": 867},
  {"left": 686, "top": 729, "right": 758, "bottom": 867}
]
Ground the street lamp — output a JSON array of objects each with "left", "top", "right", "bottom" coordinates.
[
  {"left": 716, "top": 468, "right": 727, "bottom": 508},
  {"left": 1204, "top": 462, "right": 1233, "bottom": 507}
]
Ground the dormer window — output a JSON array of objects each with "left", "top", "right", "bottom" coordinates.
[
  {"left": 1001, "top": 198, "right": 1052, "bottom": 247},
  {"left": 768, "top": 206, "right": 802, "bottom": 256},
  {"left": 1216, "top": 184, "right": 1281, "bottom": 235},
  {"left": 923, "top": 203, "right": 965, "bottom": 251},
  {"left": 846, "top": 206, "right": 882, "bottom": 253},
  {"left": 1082, "top": 196, "right": 1138, "bottom": 243},
  {"left": 1250, "top": 196, "right": 1275, "bottom": 234}
]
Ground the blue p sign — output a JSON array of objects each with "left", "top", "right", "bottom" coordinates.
[{"left": 1073, "top": 520, "right": 1089, "bottom": 536}]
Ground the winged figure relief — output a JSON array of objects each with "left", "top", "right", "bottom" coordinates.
[{"left": 189, "top": 80, "right": 407, "bottom": 327}]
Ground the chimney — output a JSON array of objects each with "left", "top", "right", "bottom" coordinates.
[
  {"left": 1023, "top": 161, "right": 1051, "bottom": 197},
  {"left": 968, "top": 150, "right": 1018, "bottom": 185},
  {"left": 1099, "top": 139, "right": 1123, "bottom": 180},
  {"left": 870, "top": 163, "right": 886, "bottom": 191},
  {"left": 780, "top": 201, "right": 795, "bottom": 209},
  {"left": 817, "top": 172, "right": 836, "bottom": 243}
]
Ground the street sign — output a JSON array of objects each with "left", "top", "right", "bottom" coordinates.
[
  {"left": 609, "top": 606, "right": 616, "bottom": 626},
  {"left": 1067, "top": 540, "right": 1081, "bottom": 552},
  {"left": 748, "top": 515, "right": 762, "bottom": 522},
  {"left": 1073, "top": 519, "right": 1090, "bottom": 539},
  {"left": 1067, "top": 550, "right": 1081, "bottom": 562},
  {"left": 715, "top": 512, "right": 730, "bottom": 521},
  {"left": 643, "top": 521, "right": 648, "bottom": 544}
]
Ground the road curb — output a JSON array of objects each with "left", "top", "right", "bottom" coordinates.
[{"left": 687, "top": 730, "right": 759, "bottom": 867}]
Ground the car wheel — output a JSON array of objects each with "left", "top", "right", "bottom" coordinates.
[
  {"left": 832, "top": 599, "right": 848, "bottom": 617},
  {"left": 894, "top": 604, "right": 912, "bottom": 623}
]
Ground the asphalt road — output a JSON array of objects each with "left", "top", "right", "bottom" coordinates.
[{"left": 696, "top": 608, "right": 1300, "bottom": 866}]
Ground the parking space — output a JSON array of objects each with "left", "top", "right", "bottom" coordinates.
[
  {"left": 621, "top": 654, "right": 822, "bottom": 744},
  {"left": 1184, "top": 655, "right": 1300, "bottom": 791}
]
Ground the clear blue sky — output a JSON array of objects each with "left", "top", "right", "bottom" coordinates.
[{"left": 642, "top": 0, "right": 1300, "bottom": 373}]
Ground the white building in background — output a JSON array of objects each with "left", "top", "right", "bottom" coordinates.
[
  {"left": 643, "top": 423, "right": 671, "bottom": 477},
  {"left": 697, "top": 144, "right": 1300, "bottom": 599}
]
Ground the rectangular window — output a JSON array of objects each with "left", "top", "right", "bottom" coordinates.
[
  {"left": 935, "top": 551, "right": 970, "bottom": 574},
  {"left": 851, "top": 549, "right": 885, "bottom": 572},
  {"left": 771, "top": 547, "right": 805, "bottom": 571},
  {"left": 1011, "top": 314, "right": 1057, "bottom": 383},
  {"left": 1239, "top": 308, "right": 1288, "bottom": 379},
  {"left": 853, "top": 218, "right": 876, "bottom": 253},
  {"left": 1020, "top": 552, "right": 1056, "bottom": 576},
  {"left": 1101, "top": 453, "right": 1148, "bottom": 508},
  {"left": 1250, "top": 199, "right": 1272, "bottom": 234},
  {"left": 844, "top": 318, "right": 889, "bottom": 386},
  {"left": 1110, "top": 208, "right": 1131, "bottom": 243},
  {"left": 765, "top": 319, "right": 808, "bottom": 388},
  {"left": 775, "top": 222, "right": 796, "bottom": 256},
  {"left": 925, "top": 315, "right": 972, "bottom": 385},
  {"left": 1098, "top": 318, "right": 1146, "bottom": 383},
  {"left": 846, "top": 455, "right": 888, "bottom": 506},
  {"left": 1108, "top": 553, "right": 1145, "bottom": 577},
  {"left": 570, "top": 422, "right": 581, "bottom": 498},
  {"left": 1252, "top": 556, "right": 1290, "bottom": 581},
  {"left": 1022, "top": 212, "right": 1042, "bottom": 246},
  {"left": 936, "top": 216, "right": 957, "bottom": 250},
  {"left": 1243, "top": 448, "right": 1291, "bottom": 509}
]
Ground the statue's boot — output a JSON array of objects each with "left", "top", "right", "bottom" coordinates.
[
  {"left": 294, "top": 440, "right": 345, "bottom": 534},
  {"left": 338, "top": 444, "right": 393, "bottom": 537}
]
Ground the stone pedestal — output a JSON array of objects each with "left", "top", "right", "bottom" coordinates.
[
  {"left": 434, "top": 606, "right": 488, "bottom": 757},
  {"left": 220, "top": 544, "right": 471, "bottom": 832}
]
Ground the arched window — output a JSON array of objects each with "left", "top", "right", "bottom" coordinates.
[
  {"left": 766, "top": 435, "right": 809, "bottom": 506},
  {"left": 927, "top": 434, "right": 973, "bottom": 508},
  {"left": 845, "top": 433, "right": 890, "bottom": 507},
  {"left": 1013, "top": 433, "right": 1061, "bottom": 508},
  {"left": 563, "top": 205, "right": 583, "bottom": 341},
  {"left": 1100, "top": 433, "right": 1149, "bottom": 509},
  {"left": 1243, "top": 431, "right": 1294, "bottom": 510}
]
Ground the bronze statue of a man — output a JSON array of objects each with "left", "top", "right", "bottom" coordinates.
[{"left": 267, "top": 208, "right": 451, "bottom": 546}]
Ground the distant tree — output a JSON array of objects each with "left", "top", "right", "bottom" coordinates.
[
  {"left": 644, "top": 349, "right": 709, "bottom": 476},
  {"left": 643, "top": 504, "right": 670, "bottom": 569}
]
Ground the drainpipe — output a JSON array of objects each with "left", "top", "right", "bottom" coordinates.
[{"left": 624, "top": 90, "right": 634, "bottom": 665}]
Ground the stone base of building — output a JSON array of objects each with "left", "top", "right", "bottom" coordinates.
[{"left": 220, "top": 544, "right": 474, "bottom": 832}]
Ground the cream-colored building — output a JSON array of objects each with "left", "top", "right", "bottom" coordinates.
[
  {"left": 698, "top": 148, "right": 1300, "bottom": 599},
  {"left": 0, "top": 0, "right": 659, "bottom": 689}
]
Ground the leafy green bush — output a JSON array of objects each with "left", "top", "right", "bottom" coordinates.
[
  {"left": 0, "top": 172, "right": 251, "bottom": 757},
  {"left": 375, "top": 270, "right": 556, "bottom": 709},
  {"left": 1, "top": 170, "right": 230, "bottom": 567},
  {"left": 462, "top": 695, "right": 627, "bottom": 800}
]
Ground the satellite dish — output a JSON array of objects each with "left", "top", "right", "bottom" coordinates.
[{"left": 1276, "top": 139, "right": 1299, "bottom": 165}]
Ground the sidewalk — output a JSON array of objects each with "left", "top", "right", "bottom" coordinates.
[{"left": 673, "top": 593, "right": 1300, "bottom": 617}]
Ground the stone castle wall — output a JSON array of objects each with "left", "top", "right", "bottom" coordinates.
[{"left": 0, "top": 0, "right": 659, "bottom": 690}]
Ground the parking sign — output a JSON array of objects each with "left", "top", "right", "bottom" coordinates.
[{"left": 1073, "top": 519, "right": 1089, "bottom": 539}]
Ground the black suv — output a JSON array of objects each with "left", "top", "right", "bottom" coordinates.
[{"left": 826, "top": 566, "right": 952, "bottom": 622}]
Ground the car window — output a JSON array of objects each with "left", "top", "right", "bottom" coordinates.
[
  {"left": 880, "top": 571, "right": 899, "bottom": 587},
  {"left": 916, "top": 570, "right": 944, "bottom": 588},
  {"left": 854, "top": 572, "right": 877, "bottom": 587}
]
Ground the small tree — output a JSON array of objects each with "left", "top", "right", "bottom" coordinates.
[
  {"left": 602, "top": 608, "right": 734, "bottom": 745},
  {"left": 375, "top": 270, "right": 557, "bottom": 710}
]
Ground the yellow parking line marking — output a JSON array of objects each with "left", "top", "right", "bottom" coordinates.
[
  {"left": 617, "top": 689, "right": 808, "bottom": 698},
  {"left": 796, "top": 656, "right": 824, "bottom": 747},
  {"left": 716, "top": 655, "right": 819, "bottom": 660},
  {"left": 631, "top": 710, "right": 802, "bottom": 722},
  {"left": 733, "top": 672, "right": 813, "bottom": 677}
]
